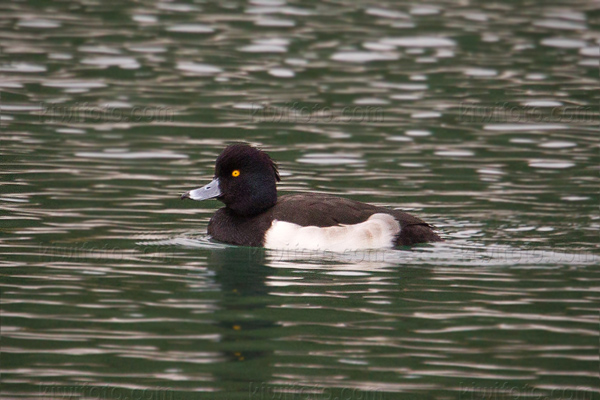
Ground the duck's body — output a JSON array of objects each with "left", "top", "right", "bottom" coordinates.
[
  {"left": 208, "top": 193, "right": 440, "bottom": 249},
  {"left": 182, "top": 144, "right": 442, "bottom": 251}
]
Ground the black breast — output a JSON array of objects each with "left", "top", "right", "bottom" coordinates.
[{"left": 208, "top": 207, "right": 274, "bottom": 247}]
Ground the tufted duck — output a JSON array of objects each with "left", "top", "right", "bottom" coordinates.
[{"left": 181, "top": 144, "right": 442, "bottom": 250}]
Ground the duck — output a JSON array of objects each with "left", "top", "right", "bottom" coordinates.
[{"left": 181, "top": 144, "right": 442, "bottom": 251}]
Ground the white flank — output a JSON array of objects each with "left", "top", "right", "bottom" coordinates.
[{"left": 263, "top": 213, "right": 400, "bottom": 252}]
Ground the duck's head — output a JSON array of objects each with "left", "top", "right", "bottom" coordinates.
[{"left": 181, "top": 144, "right": 280, "bottom": 216}]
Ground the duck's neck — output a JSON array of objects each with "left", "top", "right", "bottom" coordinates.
[{"left": 227, "top": 183, "right": 277, "bottom": 217}]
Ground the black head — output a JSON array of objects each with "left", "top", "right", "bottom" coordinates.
[{"left": 181, "top": 144, "right": 280, "bottom": 216}]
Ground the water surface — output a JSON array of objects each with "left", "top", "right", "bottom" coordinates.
[{"left": 1, "top": 0, "right": 599, "bottom": 399}]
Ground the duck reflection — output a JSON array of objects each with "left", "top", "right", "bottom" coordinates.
[{"left": 204, "top": 244, "right": 436, "bottom": 393}]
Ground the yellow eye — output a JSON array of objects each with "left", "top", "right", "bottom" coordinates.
[{"left": 232, "top": 170, "right": 240, "bottom": 177}]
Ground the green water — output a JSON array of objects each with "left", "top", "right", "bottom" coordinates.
[{"left": 1, "top": 0, "right": 599, "bottom": 399}]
